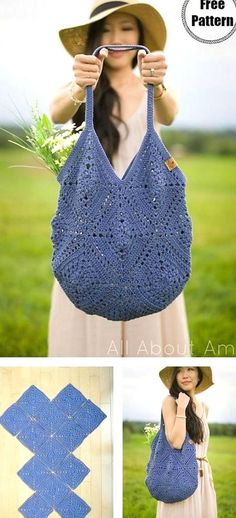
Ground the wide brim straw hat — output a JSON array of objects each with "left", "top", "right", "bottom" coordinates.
[
  {"left": 159, "top": 367, "right": 214, "bottom": 395},
  {"left": 59, "top": 0, "right": 167, "bottom": 57}
]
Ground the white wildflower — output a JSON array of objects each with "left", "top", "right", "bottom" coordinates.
[{"left": 8, "top": 104, "right": 85, "bottom": 175}]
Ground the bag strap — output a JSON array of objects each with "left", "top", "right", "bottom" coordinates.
[{"left": 85, "top": 44, "right": 154, "bottom": 132}]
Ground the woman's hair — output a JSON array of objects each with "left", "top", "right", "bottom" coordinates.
[
  {"left": 169, "top": 367, "right": 204, "bottom": 444},
  {"left": 72, "top": 16, "right": 144, "bottom": 164}
]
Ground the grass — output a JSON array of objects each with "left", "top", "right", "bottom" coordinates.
[
  {"left": 182, "top": 155, "right": 236, "bottom": 355},
  {"left": 0, "top": 149, "right": 58, "bottom": 355},
  {"left": 123, "top": 432, "right": 236, "bottom": 518},
  {"left": 0, "top": 149, "right": 236, "bottom": 356}
]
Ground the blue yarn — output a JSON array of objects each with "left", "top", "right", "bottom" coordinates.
[
  {"left": 51, "top": 44, "right": 192, "bottom": 321},
  {"left": 18, "top": 494, "right": 53, "bottom": 518},
  {"left": 55, "top": 492, "right": 91, "bottom": 518},
  {"left": 0, "top": 403, "right": 31, "bottom": 436},
  {"left": 53, "top": 384, "right": 87, "bottom": 414},
  {"left": 36, "top": 435, "right": 70, "bottom": 471},
  {"left": 0, "top": 384, "right": 106, "bottom": 517},
  {"left": 55, "top": 454, "right": 90, "bottom": 489},
  {"left": 18, "top": 420, "right": 51, "bottom": 453},
  {"left": 145, "top": 414, "right": 198, "bottom": 503}
]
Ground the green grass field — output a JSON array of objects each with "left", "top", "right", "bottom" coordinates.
[
  {"left": 123, "top": 432, "right": 236, "bottom": 518},
  {"left": 0, "top": 149, "right": 236, "bottom": 356},
  {"left": 0, "top": 149, "right": 57, "bottom": 356},
  {"left": 182, "top": 155, "right": 236, "bottom": 356}
]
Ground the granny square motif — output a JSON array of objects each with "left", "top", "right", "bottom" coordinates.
[
  {"left": 19, "top": 493, "right": 53, "bottom": 518},
  {"left": 54, "top": 416, "right": 88, "bottom": 450},
  {"left": 17, "top": 421, "right": 50, "bottom": 453},
  {"left": 34, "top": 400, "right": 68, "bottom": 434},
  {"left": 56, "top": 454, "right": 90, "bottom": 489},
  {"left": 18, "top": 456, "right": 53, "bottom": 491},
  {"left": 0, "top": 384, "right": 107, "bottom": 517},
  {"left": 18, "top": 453, "right": 90, "bottom": 492},
  {"left": 53, "top": 384, "right": 87, "bottom": 415},
  {"left": 17, "top": 385, "right": 50, "bottom": 417},
  {"left": 55, "top": 492, "right": 91, "bottom": 518},
  {"left": 36, "top": 472, "right": 72, "bottom": 507},
  {"left": 0, "top": 403, "right": 30, "bottom": 436},
  {"left": 75, "top": 399, "right": 107, "bottom": 433},
  {"left": 36, "top": 435, "right": 71, "bottom": 470}
]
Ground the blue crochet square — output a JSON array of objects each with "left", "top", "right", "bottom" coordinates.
[
  {"left": 54, "top": 416, "right": 88, "bottom": 451},
  {"left": 55, "top": 492, "right": 91, "bottom": 518},
  {"left": 34, "top": 400, "right": 68, "bottom": 434},
  {"left": 18, "top": 493, "right": 53, "bottom": 518},
  {"left": 18, "top": 456, "right": 52, "bottom": 491},
  {"left": 53, "top": 384, "right": 87, "bottom": 416},
  {"left": 18, "top": 421, "right": 50, "bottom": 453},
  {"left": 55, "top": 454, "right": 90, "bottom": 489},
  {"left": 37, "top": 472, "right": 72, "bottom": 507},
  {"left": 17, "top": 385, "right": 50, "bottom": 417},
  {"left": 37, "top": 436, "right": 69, "bottom": 470},
  {"left": 0, "top": 403, "right": 30, "bottom": 436},
  {"left": 74, "top": 400, "right": 107, "bottom": 434},
  {"left": 18, "top": 456, "right": 71, "bottom": 506}
]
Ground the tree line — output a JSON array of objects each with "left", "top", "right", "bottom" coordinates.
[
  {"left": 123, "top": 420, "right": 236, "bottom": 437},
  {"left": 161, "top": 128, "right": 236, "bottom": 156},
  {"left": 0, "top": 126, "right": 236, "bottom": 155}
]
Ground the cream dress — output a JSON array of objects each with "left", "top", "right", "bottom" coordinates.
[
  {"left": 48, "top": 94, "right": 190, "bottom": 357},
  {"left": 157, "top": 404, "right": 217, "bottom": 518}
]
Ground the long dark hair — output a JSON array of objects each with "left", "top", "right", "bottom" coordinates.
[
  {"left": 169, "top": 367, "right": 204, "bottom": 444},
  {"left": 72, "top": 16, "right": 144, "bottom": 164}
]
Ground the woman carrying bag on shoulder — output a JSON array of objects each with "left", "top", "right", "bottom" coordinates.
[
  {"left": 146, "top": 367, "right": 217, "bottom": 517},
  {"left": 48, "top": 1, "right": 191, "bottom": 357}
]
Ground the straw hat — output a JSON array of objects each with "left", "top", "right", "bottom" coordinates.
[
  {"left": 159, "top": 367, "right": 214, "bottom": 395},
  {"left": 59, "top": 0, "right": 167, "bottom": 57}
]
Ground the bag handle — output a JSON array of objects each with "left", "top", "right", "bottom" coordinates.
[{"left": 85, "top": 44, "right": 154, "bottom": 132}]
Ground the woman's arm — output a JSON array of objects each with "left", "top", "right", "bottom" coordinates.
[
  {"left": 138, "top": 50, "right": 178, "bottom": 126},
  {"left": 162, "top": 393, "right": 190, "bottom": 449},
  {"left": 153, "top": 85, "right": 178, "bottom": 126},
  {"left": 49, "top": 82, "right": 85, "bottom": 124},
  {"left": 50, "top": 49, "right": 108, "bottom": 124}
]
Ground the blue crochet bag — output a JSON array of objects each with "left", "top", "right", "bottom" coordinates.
[
  {"left": 145, "top": 414, "right": 198, "bottom": 503},
  {"left": 51, "top": 44, "right": 192, "bottom": 321}
]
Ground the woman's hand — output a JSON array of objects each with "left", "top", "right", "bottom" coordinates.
[
  {"left": 138, "top": 49, "right": 177, "bottom": 125},
  {"left": 176, "top": 392, "right": 190, "bottom": 411},
  {"left": 73, "top": 48, "right": 108, "bottom": 90},
  {"left": 138, "top": 50, "right": 167, "bottom": 92}
]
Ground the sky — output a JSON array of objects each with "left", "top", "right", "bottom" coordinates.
[
  {"left": 123, "top": 359, "right": 236, "bottom": 423},
  {"left": 0, "top": 0, "right": 236, "bottom": 129}
]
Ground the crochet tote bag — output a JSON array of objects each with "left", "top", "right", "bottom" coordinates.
[
  {"left": 51, "top": 44, "right": 192, "bottom": 321},
  {"left": 145, "top": 414, "right": 198, "bottom": 503}
]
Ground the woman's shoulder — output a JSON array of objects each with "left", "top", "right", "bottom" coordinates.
[{"left": 161, "top": 394, "right": 176, "bottom": 410}]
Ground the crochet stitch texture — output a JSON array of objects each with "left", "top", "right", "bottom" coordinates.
[
  {"left": 0, "top": 384, "right": 107, "bottom": 518},
  {"left": 51, "top": 45, "right": 192, "bottom": 321},
  {"left": 145, "top": 414, "right": 198, "bottom": 503}
]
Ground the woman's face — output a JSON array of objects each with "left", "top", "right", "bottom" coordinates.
[
  {"left": 100, "top": 12, "right": 140, "bottom": 69},
  {"left": 176, "top": 367, "right": 200, "bottom": 393}
]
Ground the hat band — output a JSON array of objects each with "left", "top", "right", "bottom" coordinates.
[{"left": 90, "top": 1, "right": 128, "bottom": 18}]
